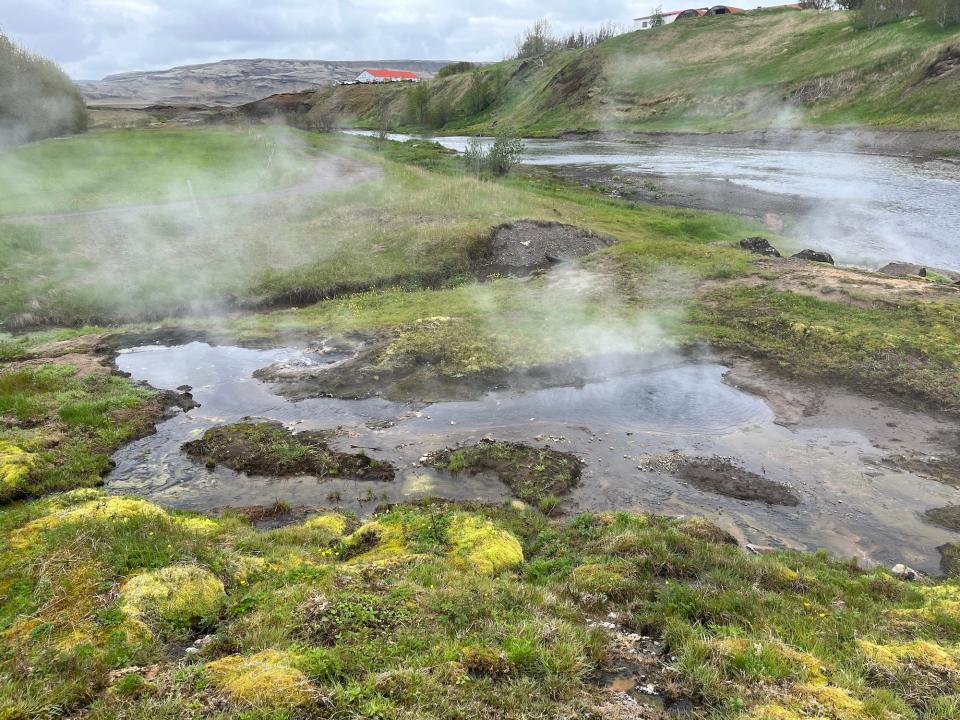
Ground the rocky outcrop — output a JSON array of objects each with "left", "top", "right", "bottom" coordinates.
[
  {"left": 792, "top": 249, "right": 834, "bottom": 264},
  {"left": 740, "top": 237, "right": 781, "bottom": 257}
]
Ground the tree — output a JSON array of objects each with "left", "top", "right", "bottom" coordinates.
[
  {"left": 799, "top": 0, "right": 835, "bottom": 8},
  {"left": 516, "top": 18, "right": 554, "bottom": 58},
  {"left": 652, "top": 6, "right": 666, "bottom": 26},
  {"left": 406, "top": 82, "right": 431, "bottom": 127},
  {"left": 834, "top": 0, "right": 864, "bottom": 9},
  {"left": 437, "top": 61, "right": 475, "bottom": 78},
  {"left": 429, "top": 94, "right": 451, "bottom": 129},
  {"left": 919, "top": 0, "right": 960, "bottom": 26},
  {"left": 372, "top": 92, "right": 393, "bottom": 147},
  {"left": 858, "top": 0, "right": 915, "bottom": 27}
]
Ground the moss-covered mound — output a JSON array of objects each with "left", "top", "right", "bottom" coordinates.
[
  {"left": 425, "top": 440, "right": 582, "bottom": 505},
  {"left": 205, "top": 649, "right": 316, "bottom": 710},
  {"left": 120, "top": 564, "right": 225, "bottom": 630},
  {"left": 340, "top": 508, "right": 524, "bottom": 574},
  {"left": 181, "top": 421, "right": 395, "bottom": 480}
]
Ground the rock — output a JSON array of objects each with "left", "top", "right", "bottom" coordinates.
[
  {"left": 792, "top": 249, "right": 834, "bottom": 264},
  {"left": 891, "top": 563, "right": 919, "bottom": 581},
  {"left": 879, "top": 262, "right": 927, "bottom": 278},
  {"left": 740, "top": 236, "right": 781, "bottom": 257}
]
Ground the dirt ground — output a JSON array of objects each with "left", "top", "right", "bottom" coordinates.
[{"left": 480, "top": 220, "right": 618, "bottom": 275}]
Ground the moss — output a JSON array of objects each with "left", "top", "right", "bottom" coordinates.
[
  {"left": 205, "top": 649, "right": 317, "bottom": 710},
  {"left": 10, "top": 494, "right": 217, "bottom": 548},
  {"left": 0, "top": 441, "right": 36, "bottom": 490},
  {"left": 342, "top": 510, "right": 523, "bottom": 574},
  {"left": 182, "top": 422, "right": 395, "bottom": 480},
  {"left": 120, "top": 564, "right": 225, "bottom": 630},
  {"left": 858, "top": 639, "right": 959, "bottom": 675},
  {"left": 743, "top": 683, "right": 871, "bottom": 720},
  {"left": 425, "top": 440, "right": 582, "bottom": 504},
  {"left": 302, "top": 513, "right": 349, "bottom": 537},
  {"left": 709, "top": 637, "right": 828, "bottom": 685},
  {"left": 447, "top": 513, "right": 524, "bottom": 575}
]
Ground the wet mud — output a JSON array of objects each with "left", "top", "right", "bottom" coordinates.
[{"left": 925, "top": 506, "right": 960, "bottom": 532}]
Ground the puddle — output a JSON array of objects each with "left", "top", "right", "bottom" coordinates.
[{"left": 109, "top": 342, "right": 960, "bottom": 574}]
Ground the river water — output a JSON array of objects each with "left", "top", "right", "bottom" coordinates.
[
  {"left": 344, "top": 130, "right": 960, "bottom": 270},
  {"left": 108, "top": 341, "right": 960, "bottom": 574}
]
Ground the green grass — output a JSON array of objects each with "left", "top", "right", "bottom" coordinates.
[
  {"left": 689, "top": 286, "right": 960, "bottom": 413},
  {"left": 0, "top": 127, "right": 762, "bottom": 327},
  {"left": 0, "top": 126, "right": 314, "bottom": 216},
  {"left": 2, "top": 492, "right": 959, "bottom": 719},
  {"left": 0, "top": 361, "right": 160, "bottom": 502}
]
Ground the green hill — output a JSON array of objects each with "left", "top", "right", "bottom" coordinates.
[
  {"left": 310, "top": 10, "right": 960, "bottom": 134},
  {"left": 0, "top": 31, "right": 87, "bottom": 145}
]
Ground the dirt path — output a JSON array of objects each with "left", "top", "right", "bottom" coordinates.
[{"left": 0, "top": 139, "right": 381, "bottom": 223}]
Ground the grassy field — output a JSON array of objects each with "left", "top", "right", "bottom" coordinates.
[
  {"left": 0, "top": 127, "right": 760, "bottom": 327},
  {"left": 318, "top": 11, "right": 960, "bottom": 134},
  {"left": 0, "top": 126, "right": 314, "bottom": 216}
]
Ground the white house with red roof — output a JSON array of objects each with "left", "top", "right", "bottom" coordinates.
[{"left": 355, "top": 68, "right": 420, "bottom": 83}]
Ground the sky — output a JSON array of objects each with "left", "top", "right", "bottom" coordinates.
[{"left": 1, "top": 1, "right": 774, "bottom": 81}]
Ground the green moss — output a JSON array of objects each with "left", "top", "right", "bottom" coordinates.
[
  {"left": 426, "top": 441, "right": 582, "bottom": 504},
  {"left": 120, "top": 564, "right": 225, "bottom": 630}
]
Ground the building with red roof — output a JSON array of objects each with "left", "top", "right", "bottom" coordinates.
[{"left": 356, "top": 68, "right": 420, "bottom": 83}]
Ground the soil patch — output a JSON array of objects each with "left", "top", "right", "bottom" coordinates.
[
  {"left": 181, "top": 421, "right": 395, "bottom": 481},
  {"left": 638, "top": 452, "right": 800, "bottom": 506},
  {"left": 423, "top": 439, "right": 583, "bottom": 505},
  {"left": 924, "top": 506, "right": 960, "bottom": 532},
  {"left": 480, "top": 220, "right": 617, "bottom": 275}
]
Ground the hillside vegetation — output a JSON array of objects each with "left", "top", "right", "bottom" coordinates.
[
  {"left": 306, "top": 10, "right": 960, "bottom": 134},
  {"left": 0, "top": 31, "right": 87, "bottom": 146}
]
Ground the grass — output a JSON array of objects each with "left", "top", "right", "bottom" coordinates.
[
  {"left": 0, "top": 126, "right": 313, "bottom": 216},
  {"left": 2, "top": 491, "right": 959, "bottom": 719},
  {"left": 689, "top": 286, "right": 960, "bottom": 413},
  {"left": 0, "top": 359, "right": 161, "bottom": 502},
  {"left": 0, "top": 126, "right": 761, "bottom": 327}
]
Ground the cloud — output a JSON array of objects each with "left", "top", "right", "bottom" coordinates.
[
  {"left": 1, "top": 0, "right": 640, "bottom": 79},
  {"left": 1, "top": 1, "right": 789, "bottom": 80}
]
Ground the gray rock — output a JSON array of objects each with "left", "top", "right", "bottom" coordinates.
[
  {"left": 879, "top": 262, "right": 927, "bottom": 278},
  {"left": 792, "top": 249, "right": 834, "bottom": 264},
  {"left": 891, "top": 563, "right": 919, "bottom": 581},
  {"left": 740, "top": 237, "right": 781, "bottom": 257}
]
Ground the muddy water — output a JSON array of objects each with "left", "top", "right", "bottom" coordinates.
[
  {"left": 344, "top": 130, "right": 960, "bottom": 271},
  {"left": 109, "top": 342, "right": 960, "bottom": 574}
]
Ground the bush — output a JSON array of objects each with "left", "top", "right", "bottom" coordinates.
[
  {"left": 462, "top": 129, "right": 525, "bottom": 176},
  {"left": 487, "top": 130, "right": 525, "bottom": 176},
  {"left": 437, "top": 61, "right": 475, "bottom": 78},
  {"left": 0, "top": 31, "right": 87, "bottom": 145}
]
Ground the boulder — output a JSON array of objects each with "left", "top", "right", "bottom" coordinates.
[
  {"left": 792, "top": 249, "right": 834, "bottom": 265},
  {"left": 879, "top": 262, "right": 927, "bottom": 278},
  {"left": 890, "top": 563, "right": 919, "bottom": 581},
  {"left": 740, "top": 237, "right": 781, "bottom": 257}
]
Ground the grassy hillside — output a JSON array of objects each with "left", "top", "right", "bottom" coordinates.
[
  {"left": 0, "top": 31, "right": 87, "bottom": 145},
  {"left": 315, "top": 10, "right": 960, "bottom": 134}
]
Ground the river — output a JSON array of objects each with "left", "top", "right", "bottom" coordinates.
[{"left": 344, "top": 130, "right": 960, "bottom": 271}]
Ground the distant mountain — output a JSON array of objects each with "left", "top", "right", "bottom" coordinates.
[{"left": 78, "top": 58, "right": 451, "bottom": 106}]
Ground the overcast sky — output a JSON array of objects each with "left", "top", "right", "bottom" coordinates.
[{"left": 1, "top": 1, "right": 774, "bottom": 80}]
